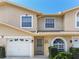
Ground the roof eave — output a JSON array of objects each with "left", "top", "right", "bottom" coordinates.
[{"left": 0, "top": 1, "right": 43, "bottom": 15}]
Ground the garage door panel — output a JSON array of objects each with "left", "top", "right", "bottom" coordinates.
[{"left": 6, "top": 38, "right": 32, "bottom": 56}]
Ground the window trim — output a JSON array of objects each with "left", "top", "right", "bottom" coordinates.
[
  {"left": 75, "top": 10, "right": 79, "bottom": 28},
  {"left": 53, "top": 42, "right": 65, "bottom": 51},
  {"left": 20, "top": 15, "right": 33, "bottom": 28},
  {"left": 51, "top": 37, "right": 67, "bottom": 52},
  {"left": 44, "top": 18, "right": 55, "bottom": 29}
]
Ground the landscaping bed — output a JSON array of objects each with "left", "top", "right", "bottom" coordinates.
[{"left": 49, "top": 46, "right": 72, "bottom": 59}]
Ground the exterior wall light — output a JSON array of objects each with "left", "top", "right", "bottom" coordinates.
[{"left": 32, "top": 40, "right": 33, "bottom": 42}]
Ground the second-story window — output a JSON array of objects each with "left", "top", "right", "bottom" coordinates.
[
  {"left": 45, "top": 19, "right": 54, "bottom": 28},
  {"left": 76, "top": 12, "right": 79, "bottom": 27},
  {"left": 21, "top": 15, "right": 33, "bottom": 28}
]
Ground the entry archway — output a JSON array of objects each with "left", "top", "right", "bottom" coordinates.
[{"left": 51, "top": 37, "right": 67, "bottom": 51}]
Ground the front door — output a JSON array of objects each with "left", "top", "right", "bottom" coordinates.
[{"left": 34, "top": 39, "right": 44, "bottom": 55}]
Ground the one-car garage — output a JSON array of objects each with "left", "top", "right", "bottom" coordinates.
[{"left": 6, "top": 36, "right": 33, "bottom": 57}]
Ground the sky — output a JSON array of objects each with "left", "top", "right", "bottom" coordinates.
[{"left": 10, "top": 0, "right": 79, "bottom": 14}]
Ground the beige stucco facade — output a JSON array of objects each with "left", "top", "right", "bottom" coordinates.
[
  {"left": 38, "top": 16, "right": 64, "bottom": 31},
  {"left": 64, "top": 8, "right": 79, "bottom": 31},
  {"left": 0, "top": 4, "right": 38, "bottom": 32},
  {"left": 0, "top": 0, "right": 79, "bottom": 57},
  {"left": 0, "top": 23, "right": 73, "bottom": 56}
]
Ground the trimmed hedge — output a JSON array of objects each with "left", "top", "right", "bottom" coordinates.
[
  {"left": 69, "top": 47, "right": 79, "bottom": 59},
  {"left": 49, "top": 46, "right": 58, "bottom": 58},
  {"left": 70, "top": 47, "right": 79, "bottom": 54},
  {"left": 53, "top": 52, "right": 72, "bottom": 59},
  {"left": 49, "top": 46, "right": 72, "bottom": 59},
  {"left": 0, "top": 47, "right": 6, "bottom": 58}
]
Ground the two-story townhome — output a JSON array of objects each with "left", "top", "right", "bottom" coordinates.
[{"left": 0, "top": 0, "right": 79, "bottom": 57}]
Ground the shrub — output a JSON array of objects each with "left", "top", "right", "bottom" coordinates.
[
  {"left": 70, "top": 47, "right": 79, "bottom": 54},
  {"left": 49, "top": 46, "right": 72, "bottom": 59},
  {"left": 69, "top": 47, "right": 79, "bottom": 59},
  {"left": 0, "top": 47, "right": 6, "bottom": 58},
  {"left": 53, "top": 52, "right": 72, "bottom": 59},
  {"left": 49, "top": 46, "right": 58, "bottom": 59}
]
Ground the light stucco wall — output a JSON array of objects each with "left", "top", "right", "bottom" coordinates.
[
  {"left": 0, "top": 24, "right": 32, "bottom": 36},
  {"left": 64, "top": 8, "right": 79, "bottom": 31},
  {"left": 38, "top": 16, "right": 64, "bottom": 31},
  {"left": 0, "top": 23, "right": 76, "bottom": 56},
  {"left": 0, "top": 4, "right": 37, "bottom": 32},
  {"left": 0, "top": 1, "right": 79, "bottom": 57},
  {"left": 1, "top": 1, "right": 79, "bottom": 32}
]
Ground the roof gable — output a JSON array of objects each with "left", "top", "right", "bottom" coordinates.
[
  {"left": 62, "top": 6, "right": 79, "bottom": 14},
  {"left": 0, "top": 1, "right": 43, "bottom": 15},
  {"left": 0, "top": 1, "right": 79, "bottom": 17}
]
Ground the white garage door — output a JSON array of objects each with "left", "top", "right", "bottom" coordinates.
[{"left": 6, "top": 38, "right": 32, "bottom": 57}]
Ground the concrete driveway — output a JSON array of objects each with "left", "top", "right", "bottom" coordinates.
[{"left": 1, "top": 56, "right": 48, "bottom": 59}]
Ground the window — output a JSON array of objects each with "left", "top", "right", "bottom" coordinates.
[
  {"left": 10, "top": 40, "right": 13, "bottom": 42},
  {"left": 37, "top": 39, "right": 43, "bottom": 47},
  {"left": 21, "top": 15, "right": 33, "bottom": 28},
  {"left": 53, "top": 39, "right": 65, "bottom": 51},
  {"left": 20, "top": 39, "right": 24, "bottom": 41},
  {"left": 75, "top": 12, "right": 79, "bottom": 28},
  {"left": 25, "top": 40, "right": 28, "bottom": 41},
  {"left": 15, "top": 39, "right": 18, "bottom": 41},
  {"left": 45, "top": 19, "right": 54, "bottom": 28},
  {"left": 75, "top": 40, "right": 78, "bottom": 42}
]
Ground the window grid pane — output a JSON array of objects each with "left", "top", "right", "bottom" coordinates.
[
  {"left": 22, "top": 22, "right": 31, "bottom": 27},
  {"left": 45, "top": 19, "right": 54, "bottom": 28},
  {"left": 21, "top": 15, "right": 32, "bottom": 27},
  {"left": 77, "top": 14, "right": 79, "bottom": 27},
  {"left": 22, "top": 17, "right": 31, "bottom": 22},
  {"left": 77, "top": 21, "right": 79, "bottom": 27},
  {"left": 53, "top": 39, "right": 65, "bottom": 51}
]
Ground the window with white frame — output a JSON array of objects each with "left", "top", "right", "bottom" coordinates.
[
  {"left": 53, "top": 39, "right": 65, "bottom": 51},
  {"left": 76, "top": 12, "right": 79, "bottom": 28},
  {"left": 21, "top": 15, "right": 32, "bottom": 28},
  {"left": 45, "top": 19, "right": 54, "bottom": 28}
]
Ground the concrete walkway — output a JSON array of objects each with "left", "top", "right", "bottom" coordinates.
[{"left": 0, "top": 56, "right": 48, "bottom": 59}]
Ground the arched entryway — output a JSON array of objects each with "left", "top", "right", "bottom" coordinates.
[{"left": 51, "top": 37, "right": 67, "bottom": 52}]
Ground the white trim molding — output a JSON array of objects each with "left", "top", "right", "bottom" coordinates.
[
  {"left": 4, "top": 36, "right": 33, "bottom": 39},
  {"left": 51, "top": 37, "right": 68, "bottom": 52},
  {"left": 20, "top": 14, "right": 33, "bottom": 28},
  {"left": 0, "top": 36, "right": 2, "bottom": 38}
]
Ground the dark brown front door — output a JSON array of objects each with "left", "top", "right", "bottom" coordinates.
[{"left": 34, "top": 39, "right": 44, "bottom": 55}]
